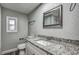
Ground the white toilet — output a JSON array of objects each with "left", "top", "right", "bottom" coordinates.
[{"left": 17, "top": 43, "right": 26, "bottom": 55}]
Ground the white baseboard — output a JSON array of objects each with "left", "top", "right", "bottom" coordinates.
[{"left": 2, "top": 48, "right": 18, "bottom": 55}]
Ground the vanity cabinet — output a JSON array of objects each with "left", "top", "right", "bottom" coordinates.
[{"left": 26, "top": 42, "right": 47, "bottom": 55}]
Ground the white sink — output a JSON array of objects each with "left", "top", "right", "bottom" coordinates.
[{"left": 36, "top": 40, "right": 52, "bottom": 46}]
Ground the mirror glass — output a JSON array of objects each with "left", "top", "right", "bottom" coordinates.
[{"left": 43, "top": 5, "right": 62, "bottom": 28}]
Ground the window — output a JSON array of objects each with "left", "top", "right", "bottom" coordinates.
[{"left": 6, "top": 16, "right": 17, "bottom": 32}]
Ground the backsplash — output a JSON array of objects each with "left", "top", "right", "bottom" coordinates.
[{"left": 38, "top": 35, "right": 79, "bottom": 45}]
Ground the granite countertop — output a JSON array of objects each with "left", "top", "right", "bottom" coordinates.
[{"left": 25, "top": 37, "right": 79, "bottom": 55}]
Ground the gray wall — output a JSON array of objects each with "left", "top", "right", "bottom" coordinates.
[
  {"left": 0, "top": 6, "right": 1, "bottom": 54},
  {"left": 1, "top": 8, "right": 28, "bottom": 51},
  {"left": 28, "top": 3, "right": 79, "bottom": 40}
]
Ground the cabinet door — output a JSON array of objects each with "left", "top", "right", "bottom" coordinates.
[{"left": 26, "top": 42, "right": 36, "bottom": 55}]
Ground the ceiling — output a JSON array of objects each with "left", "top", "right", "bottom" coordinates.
[{"left": 0, "top": 3, "right": 40, "bottom": 14}]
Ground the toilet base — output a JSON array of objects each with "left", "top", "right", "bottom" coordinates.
[{"left": 19, "top": 49, "right": 26, "bottom": 55}]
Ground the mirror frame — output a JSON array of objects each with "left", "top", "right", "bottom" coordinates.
[{"left": 43, "top": 5, "right": 63, "bottom": 28}]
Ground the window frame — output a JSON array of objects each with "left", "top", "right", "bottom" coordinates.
[{"left": 6, "top": 16, "right": 17, "bottom": 32}]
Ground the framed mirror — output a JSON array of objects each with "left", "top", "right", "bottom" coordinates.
[{"left": 43, "top": 5, "right": 62, "bottom": 28}]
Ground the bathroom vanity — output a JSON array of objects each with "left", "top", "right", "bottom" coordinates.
[
  {"left": 25, "top": 37, "right": 53, "bottom": 55},
  {"left": 25, "top": 36, "right": 79, "bottom": 55}
]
